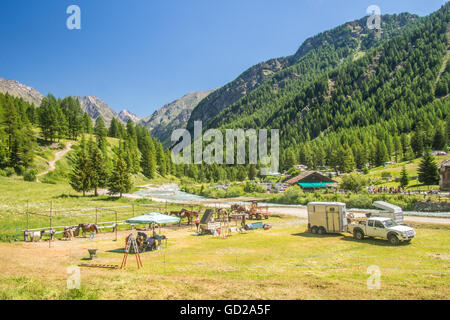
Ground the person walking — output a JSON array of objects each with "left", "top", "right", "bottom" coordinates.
[{"left": 195, "top": 215, "right": 200, "bottom": 233}]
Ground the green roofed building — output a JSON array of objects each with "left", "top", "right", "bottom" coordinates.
[{"left": 286, "top": 171, "right": 337, "bottom": 191}]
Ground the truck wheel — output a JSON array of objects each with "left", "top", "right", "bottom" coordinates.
[
  {"left": 311, "top": 226, "right": 318, "bottom": 234},
  {"left": 388, "top": 234, "right": 400, "bottom": 246},
  {"left": 354, "top": 230, "right": 364, "bottom": 240},
  {"left": 318, "top": 227, "right": 326, "bottom": 235}
]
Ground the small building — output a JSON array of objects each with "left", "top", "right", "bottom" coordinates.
[
  {"left": 439, "top": 159, "right": 450, "bottom": 191},
  {"left": 286, "top": 171, "right": 337, "bottom": 190},
  {"left": 433, "top": 151, "right": 448, "bottom": 156},
  {"left": 294, "top": 164, "right": 309, "bottom": 171}
]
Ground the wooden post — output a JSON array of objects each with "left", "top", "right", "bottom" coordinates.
[
  {"left": 132, "top": 204, "right": 135, "bottom": 217},
  {"left": 49, "top": 201, "right": 53, "bottom": 248},
  {"left": 25, "top": 201, "right": 29, "bottom": 241},
  {"left": 115, "top": 211, "right": 118, "bottom": 242},
  {"left": 95, "top": 208, "right": 98, "bottom": 225}
]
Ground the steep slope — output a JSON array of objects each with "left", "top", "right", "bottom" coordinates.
[
  {"left": 118, "top": 109, "right": 141, "bottom": 124},
  {"left": 75, "top": 96, "right": 121, "bottom": 125},
  {"left": 210, "top": 4, "right": 450, "bottom": 171},
  {"left": 187, "top": 13, "right": 419, "bottom": 133},
  {"left": 143, "top": 90, "right": 214, "bottom": 146},
  {"left": 0, "top": 78, "right": 44, "bottom": 106}
]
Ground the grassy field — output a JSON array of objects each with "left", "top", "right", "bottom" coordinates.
[
  {"left": 0, "top": 218, "right": 448, "bottom": 300},
  {"left": 0, "top": 137, "right": 449, "bottom": 300}
]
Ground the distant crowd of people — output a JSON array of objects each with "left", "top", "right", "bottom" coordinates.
[
  {"left": 367, "top": 186, "right": 442, "bottom": 196},
  {"left": 367, "top": 186, "right": 406, "bottom": 194}
]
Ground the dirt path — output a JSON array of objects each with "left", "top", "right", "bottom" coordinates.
[{"left": 36, "top": 143, "right": 73, "bottom": 182}]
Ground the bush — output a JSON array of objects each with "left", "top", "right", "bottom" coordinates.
[
  {"left": 340, "top": 174, "right": 368, "bottom": 192},
  {"left": 347, "top": 194, "right": 372, "bottom": 209},
  {"left": 225, "top": 185, "right": 243, "bottom": 198},
  {"left": 15, "top": 166, "right": 26, "bottom": 176},
  {"left": 0, "top": 169, "right": 6, "bottom": 177},
  {"left": 23, "top": 170, "right": 37, "bottom": 182},
  {"left": 4, "top": 167, "right": 15, "bottom": 177},
  {"left": 381, "top": 172, "right": 392, "bottom": 180}
]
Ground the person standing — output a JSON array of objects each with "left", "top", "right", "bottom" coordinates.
[{"left": 195, "top": 215, "right": 200, "bottom": 233}]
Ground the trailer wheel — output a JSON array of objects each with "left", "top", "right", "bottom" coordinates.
[
  {"left": 311, "top": 226, "right": 318, "bottom": 234},
  {"left": 354, "top": 230, "right": 364, "bottom": 240},
  {"left": 318, "top": 227, "right": 326, "bottom": 235},
  {"left": 388, "top": 234, "right": 400, "bottom": 246}
]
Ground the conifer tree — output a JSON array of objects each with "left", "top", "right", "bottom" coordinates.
[
  {"left": 69, "top": 137, "right": 92, "bottom": 196},
  {"left": 88, "top": 138, "right": 108, "bottom": 196},
  {"left": 418, "top": 151, "right": 440, "bottom": 185},
  {"left": 94, "top": 117, "right": 108, "bottom": 153},
  {"left": 400, "top": 166, "right": 409, "bottom": 188},
  {"left": 108, "top": 152, "right": 133, "bottom": 197}
]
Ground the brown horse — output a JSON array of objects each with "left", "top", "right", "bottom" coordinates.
[
  {"left": 170, "top": 209, "right": 199, "bottom": 225},
  {"left": 74, "top": 224, "right": 98, "bottom": 237},
  {"left": 231, "top": 204, "right": 247, "bottom": 213},
  {"left": 63, "top": 227, "right": 75, "bottom": 240}
]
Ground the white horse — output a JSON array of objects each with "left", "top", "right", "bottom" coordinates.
[{"left": 27, "top": 230, "right": 45, "bottom": 242}]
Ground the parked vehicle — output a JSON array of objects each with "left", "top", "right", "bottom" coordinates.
[
  {"left": 347, "top": 217, "right": 415, "bottom": 245},
  {"left": 307, "top": 202, "right": 348, "bottom": 235},
  {"left": 306, "top": 201, "right": 415, "bottom": 245}
]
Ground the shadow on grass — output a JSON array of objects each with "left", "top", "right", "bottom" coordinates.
[
  {"left": 54, "top": 194, "right": 124, "bottom": 202},
  {"left": 292, "top": 232, "right": 413, "bottom": 247},
  {"left": 292, "top": 232, "right": 342, "bottom": 238},
  {"left": 107, "top": 248, "right": 126, "bottom": 254},
  {"left": 339, "top": 235, "right": 412, "bottom": 247},
  {"left": 106, "top": 248, "right": 154, "bottom": 255}
]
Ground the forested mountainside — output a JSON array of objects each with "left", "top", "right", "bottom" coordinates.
[
  {"left": 0, "top": 91, "right": 173, "bottom": 183},
  {"left": 186, "top": 12, "right": 419, "bottom": 134},
  {"left": 199, "top": 4, "right": 450, "bottom": 173}
]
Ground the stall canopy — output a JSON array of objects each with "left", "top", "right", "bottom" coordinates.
[{"left": 126, "top": 212, "right": 180, "bottom": 225}]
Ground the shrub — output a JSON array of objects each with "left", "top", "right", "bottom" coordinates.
[
  {"left": 381, "top": 171, "right": 392, "bottom": 180},
  {"left": 226, "top": 186, "right": 243, "bottom": 198},
  {"left": 4, "top": 167, "right": 15, "bottom": 177},
  {"left": 23, "top": 170, "right": 37, "bottom": 182},
  {"left": 340, "top": 174, "right": 368, "bottom": 192},
  {"left": 347, "top": 194, "right": 372, "bottom": 209}
]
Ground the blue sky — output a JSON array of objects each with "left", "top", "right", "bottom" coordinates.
[{"left": 0, "top": 0, "right": 446, "bottom": 117}]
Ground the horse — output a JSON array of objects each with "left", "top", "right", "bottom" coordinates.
[
  {"left": 170, "top": 209, "right": 200, "bottom": 225},
  {"left": 27, "top": 230, "right": 45, "bottom": 242},
  {"left": 63, "top": 227, "right": 75, "bottom": 240},
  {"left": 231, "top": 204, "right": 247, "bottom": 213},
  {"left": 217, "top": 208, "right": 229, "bottom": 219},
  {"left": 74, "top": 224, "right": 98, "bottom": 237}
]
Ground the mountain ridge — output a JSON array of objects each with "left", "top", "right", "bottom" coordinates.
[{"left": 186, "top": 12, "right": 420, "bottom": 133}]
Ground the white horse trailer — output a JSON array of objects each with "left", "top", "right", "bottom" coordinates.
[{"left": 307, "top": 202, "right": 348, "bottom": 235}]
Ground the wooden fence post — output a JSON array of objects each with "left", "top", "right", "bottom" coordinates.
[
  {"left": 49, "top": 201, "right": 53, "bottom": 248},
  {"left": 115, "top": 211, "right": 118, "bottom": 242},
  {"left": 25, "top": 201, "right": 29, "bottom": 241}
]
